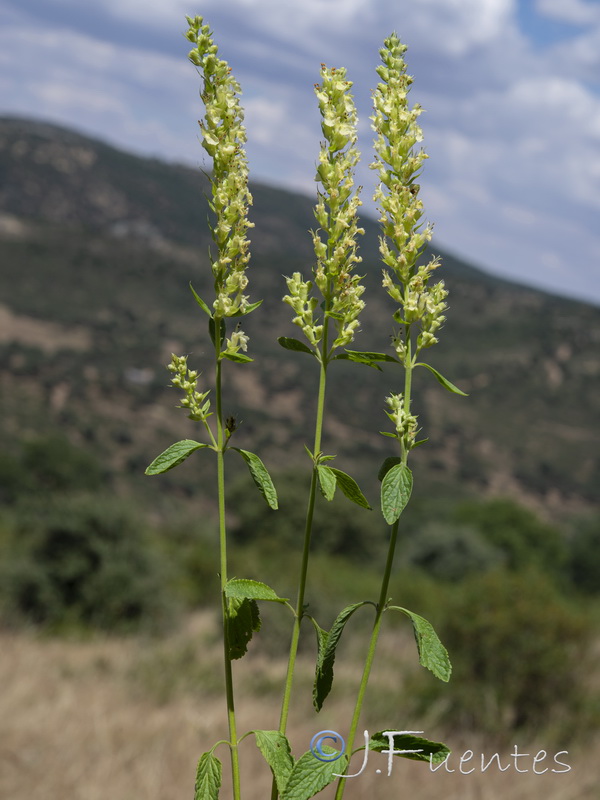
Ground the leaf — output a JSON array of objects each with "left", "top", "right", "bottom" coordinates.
[
  {"left": 380, "top": 463, "right": 413, "bottom": 524},
  {"left": 329, "top": 468, "right": 371, "bottom": 509},
  {"left": 231, "top": 299, "right": 263, "bottom": 317},
  {"left": 233, "top": 448, "right": 278, "bottom": 509},
  {"left": 389, "top": 607, "right": 452, "bottom": 682},
  {"left": 282, "top": 749, "right": 349, "bottom": 800},
  {"left": 369, "top": 731, "right": 450, "bottom": 765},
  {"left": 334, "top": 349, "right": 398, "bottom": 369},
  {"left": 277, "top": 336, "right": 315, "bottom": 356},
  {"left": 313, "top": 602, "right": 371, "bottom": 711},
  {"left": 415, "top": 362, "right": 468, "bottom": 396},
  {"left": 343, "top": 349, "right": 398, "bottom": 363},
  {"left": 225, "top": 578, "right": 288, "bottom": 603},
  {"left": 222, "top": 352, "right": 254, "bottom": 363},
  {"left": 377, "top": 456, "right": 402, "bottom": 482},
  {"left": 227, "top": 596, "right": 261, "bottom": 659},
  {"left": 333, "top": 352, "right": 381, "bottom": 370},
  {"left": 209, "top": 317, "right": 226, "bottom": 347},
  {"left": 145, "top": 440, "right": 209, "bottom": 475},
  {"left": 189, "top": 283, "right": 212, "bottom": 318},
  {"left": 194, "top": 751, "right": 222, "bottom": 800},
  {"left": 317, "top": 465, "right": 336, "bottom": 501},
  {"left": 254, "top": 730, "right": 294, "bottom": 796}
]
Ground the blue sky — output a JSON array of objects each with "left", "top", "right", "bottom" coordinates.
[{"left": 2, "top": 0, "right": 600, "bottom": 304}]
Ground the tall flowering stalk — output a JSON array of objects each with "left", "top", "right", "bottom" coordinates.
[
  {"left": 275, "top": 65, "right": 372, "bottom": 760},
  {"left": 334, "top": 34, "right": 464, "bottom": 800},
  {"left": 146, "top": 17, "right": 280, "bottom": 800}
]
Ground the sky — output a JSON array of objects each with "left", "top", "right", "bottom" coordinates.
[{"left": 1, "top": 0, "right": 600, "bottom": 304}]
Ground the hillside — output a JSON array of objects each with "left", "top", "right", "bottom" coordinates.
[{"left": 0, "top": 115, "right": 598, "bottom": 520}]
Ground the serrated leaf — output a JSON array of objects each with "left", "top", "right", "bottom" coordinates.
[
  {"left": 225, "top": 578, "right": 288, "bottom": 603},
  {"left": 209, "top": 317, "right": 226, "bottom": 347},
  {"left": 227, "top": 596, "right": 261, "bottom": 659},
  {"left": 415, "top": 362, "right": 468, "bottom": 396},
  {"left": 380, "top": 463, "right": 413, "bottom": 524},
  {"left": 145, "top": 440, "right": 209, "bottom": 475},
  {"left": 222, "top": 352, "right": 253, "bottom": 363},
  {"left": 317, "top": 465, "right": 336, "bottom": 501},
  {"left": 369, "top": 731, "right": 450, "bottom": 764},
  {"left": 377, "top": 456, "right": 402, "bottom": 482},
  {"left": 389, "top": 607, "right": 452, "bottom": 682},
  {"left": 329, "top": 468, "right": 371, "bottom": 509},
  {"left": 282, "top": 749, "right": 349, "bottom": 800},
  {"left": 189, "top": 282, "right": 212, "bottom": 318},
  {"left": 194, "top": 751, "right": 222, "bottom": 800},
  {"left": 278, "top": 337, "right": 315, "bottom": 355},
  {"left": 233, "top": 448, "right": 278, "bottom": 509},
  {"left": 254, "top": 730, "right": 294, "bottom": 795},
  {"left": 313, "top": 602, "right": 371, "bottom": 711}
]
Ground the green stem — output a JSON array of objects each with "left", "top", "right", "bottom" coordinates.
[
  {"left": 271, "top": 321, "right": 330, "bottom": 800},
  {"left": 335, "top": 331, "right": 413, "bottom": 800},
  {"left": 334, "top": 519, "right": 399, "bottom": 800},
  {"left": 215, "top": 330, "right": 242, "bottom": 800}
]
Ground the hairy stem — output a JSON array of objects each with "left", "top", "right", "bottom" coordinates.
[
  {"left": 215, "top": 335, "right": 241, "bottom": 800},
  {"left": 335, "top": 340, "right": 413, "bottom": 800},
  {"left": 272, "top": 320, "right": 330, "bottom": 800}
]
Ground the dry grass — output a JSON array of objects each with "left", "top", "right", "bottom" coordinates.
[{"left": 1, "top": 614, "right": 597, "bottom": 800}]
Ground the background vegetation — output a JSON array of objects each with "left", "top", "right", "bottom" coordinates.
[{"left": 0, "top": 116, "right": 598, "bottom": 781}]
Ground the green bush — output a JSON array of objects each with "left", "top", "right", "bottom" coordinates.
[
  {"left": 569, "top": 514, "right": 600, "bottom": 594},
  {"left": 0, "top": 433, "right": 105, "bottom": 504},
  {"left": 453, "top": 498, "right": 568, "bottom": 578},
  {"left": 0, "top": 494, "right": 174, "bottom": 632},
  {"left": 400, "top": 521, "right": 505, "bottom": 581},
  {"left": 408, "top": 569, "right": 596, "bottom": 740}
]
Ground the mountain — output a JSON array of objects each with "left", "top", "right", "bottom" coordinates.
[{"left": 0, "top": 116, "right": 598, "bottom": 520}]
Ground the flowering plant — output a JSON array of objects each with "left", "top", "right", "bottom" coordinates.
[{"left": 145, "top": 17, "right": 465, "bottom": 800}]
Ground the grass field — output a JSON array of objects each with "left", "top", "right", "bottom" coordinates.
[{"left": 2, "top": 612, "right": 597, "bottom": 800}]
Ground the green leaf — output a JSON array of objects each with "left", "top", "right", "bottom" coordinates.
[
  {"left": 389, "top": 607, "right": 452, "bottom": 682},
  {"left": 329, "top": 468, "right": 371, "bottom": 509},
  {"left": 254, "top": 730, "right": 294, "bottom": 795},
  {"left": 313, "top": 602, "right": 371, "bottom": 711},
  {"left": 317, "top": 465, "right": 336, "bottom": 501},
  {"left": 415, "top": 362, "right": 468, "bottom": 396},
  {"left": 377, "top": 456, "right": 402, "bottom": 482},
  {"left": 145, "top": 440, "right": 209, "bottom": 475},
  {"left": 231, "top": 299, "right": 263, "bottom": 317},
  {"left": 369, "top": 731, "right": 450, "bottom": 765},
  {"left": 333, "top": 352, "right": 382, "bottom": 370},
  {"left": 209, "top": 317, "right": 226, "bottom": 347},
  {"left": 222, "top": 352, "right": 253, "bottom": 363},
  {"left": 225, "top": 578, "right": 288, "bottom": 603},
  {"left": 189, "top": 283, "right": 212, "bottom": 318},
  {"left": 278, "top": 336, "right": 315, "bottom": 356},
  {"left": 343, "top": 349, "right": 398, "bottom": 363},
  {"left": 227, "top": 596, "right": 261, "bottom": 660},
  {"left": 194, "top": 751, "right": 222, "bottom": 800},
  {"left": 380, "top": 463, "right": 413, "bottom": 524},
  {"left": 233, "top": 448, "right": 278, "bottom": 509},
  {"left": 282, "top": 749, "right": 349, "bottom": 800}
]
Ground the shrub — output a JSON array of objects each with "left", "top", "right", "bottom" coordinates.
[
  {"left": 408, "top": 569, "right": 596, "bottom": 740},
  {"left": 0, "top": 494, "right": 174, "bottom": 632}
]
